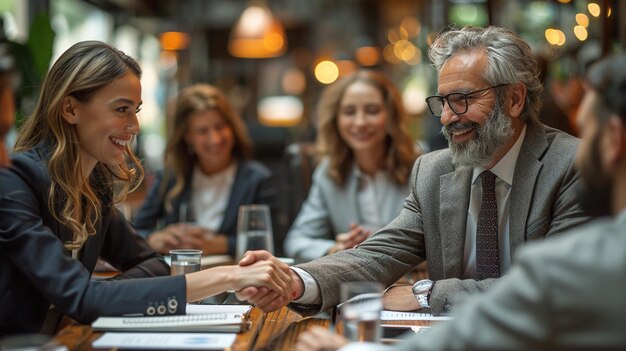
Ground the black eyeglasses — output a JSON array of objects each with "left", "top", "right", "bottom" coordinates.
[{"left": 425, "top": 84, "right": 508, "bottom": 118}]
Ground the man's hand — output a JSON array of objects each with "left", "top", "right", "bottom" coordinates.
[
  {"left": 235, "top": 251, "right": 303, "bottom": 312},
  {"left": 296, "top": 326, "right": 349, "bottom": 351}
]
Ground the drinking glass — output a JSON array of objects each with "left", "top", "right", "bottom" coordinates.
[
  {"left": 236, "top": 204, "right": 274, "bottom": 261},
  {"left": 169, "top": 249, "right": 202, "bottom": 275},
  {"left": 340, "top": 281, "right": 383, "bottom": 343}
]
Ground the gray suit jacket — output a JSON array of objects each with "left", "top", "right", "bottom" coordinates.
[
  {"left": 392, "top": 213, "right": 626, "bottom": 350},
  {"left": 284, "top": 158, "right": 410, "bottom": 262},
  {"left": 294, "top": 122, "right": 589, "bottom": 315}
]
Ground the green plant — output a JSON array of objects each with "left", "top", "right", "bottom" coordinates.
[{"left": 11, "top": 12, "right": 54, "bottom": 126}]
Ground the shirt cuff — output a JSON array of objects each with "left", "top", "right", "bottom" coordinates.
[{"left": 290, "top": 267, "right": 321, "bottom": 304}]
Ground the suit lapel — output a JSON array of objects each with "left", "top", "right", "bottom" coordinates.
[
  {"left": 440, "top": 166, "right": 472, "bottom": 278},
  {"left": 509, "top": 123, "right": 547, "bottom": 252}
]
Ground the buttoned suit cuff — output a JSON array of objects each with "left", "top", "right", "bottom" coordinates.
[{"left": 428, "top": 279, "right": 454, "bottom": 315}]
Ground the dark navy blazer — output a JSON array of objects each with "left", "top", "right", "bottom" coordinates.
[{"left": 0, "top": 144, "right": 186, "bottom": 336}]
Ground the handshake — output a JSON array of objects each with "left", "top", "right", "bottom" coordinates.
[{"left": 233, "top": 251, "right": 304, "bottom": 312}]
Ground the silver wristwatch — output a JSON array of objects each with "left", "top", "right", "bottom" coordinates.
[{"left": 412, "top": 279, "right": 434, "bottom": 309}]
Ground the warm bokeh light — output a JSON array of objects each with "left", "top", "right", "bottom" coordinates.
[
  {"left": 229, "top": 5, "right": 287, "bottom": 58},
  {"left": 160, "top": 32, "right": 189, "bottom": 51},
  {"left": 387, "top": 28, "right": 400, "bottom": 43},
  {"left": 336, "top": 60, "right": 357, "bottom": 77},
  {"left": 575, "top": 13, "right": 589, "bottom": 27},
  {"left": 355, "top": 46, "right": 380, "bottom": 66},
  {"left": 545, "top": 28, "right": 566, "bottom": 46},
  {"left": 588, "top": 3, "right": 601, "bottom": 17},
  {"left": 237, "top": 6, "right": 270, "bottom": 36},
  {"left": 258, "top": 96, "right": 303, "bottom": 127},
  {"left": 400, "top": 17, "right": 421, "bottom": 38},
  {"left": 557, "top": 0, "right": 571, "bottom": 3},
  {"left": 405, "top": 48, "right": 422, "bottom": 66},
  {"left": 383, "top": 44, "right": 401, "bottom": 64},
  {"left": 314, "top": 60, "right": 339, "bottom": 84},
  {"left": 556, "top": 30, "right": 566, "bottom": 46},
  {"left": 282, "top": 68, "right": 306, "bottom": 95},
  {"left": 264, "top": 30, "right": 284, "bottom": 51},
  {"left": 607, "top": 7, "right": 612, "bottom": 17},
  {"left": 574, "top": 25, "right": 588, "bottom": 41},
  {"left": 394, "top": 39, "right": 416, "bottom": 62},
  {"left": 398, "top": 27, "right": 409, "bottom": 40}
]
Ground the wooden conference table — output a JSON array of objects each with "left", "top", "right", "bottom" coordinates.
[
  {"left": 53, "top": 306, "right": 433, "bottom": 351},
  {"left": 54, "top": 256, "right": 432, "bottom": 350}
]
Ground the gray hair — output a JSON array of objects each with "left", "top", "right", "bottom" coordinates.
[{"left": 428, "top": 26, "right": 543, "bottom": 124}]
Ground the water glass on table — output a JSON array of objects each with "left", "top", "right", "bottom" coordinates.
[
  {"left": 169, "top": 249, "right": 202, "bottom": 275},
  {"left": 236, "top": 204, "right": 274, "bottom": 261},
  {"left": 340, "top": 281, "right": 383, "bottom": 343}
]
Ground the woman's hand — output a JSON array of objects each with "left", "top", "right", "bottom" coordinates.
[
  {"left": 296, "top": 326, "right": 349, "bottom": 351},
  {"left": 328, "top": 223, "right": 372, "bottom": 255},
  {"left": 147, "top": 224, "right": 183, "bottom": 253}
]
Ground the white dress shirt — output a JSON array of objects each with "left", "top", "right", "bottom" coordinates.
[
  {"left": 355, "top": 168, "right": 394, "bottom": 232},
  {"left": 294, "top": 126, "right": 527, "bottom": 304},
  {"left": 190, "top": 162, "right": 237, "bottom": 232}
]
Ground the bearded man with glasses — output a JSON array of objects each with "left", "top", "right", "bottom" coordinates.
[{"left": 236, "top": 26, "right": 590, "bottom": 318}]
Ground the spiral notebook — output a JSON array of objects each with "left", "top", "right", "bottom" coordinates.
[{"left": 92, "top": 305, "right": 251, "bottom": 333}]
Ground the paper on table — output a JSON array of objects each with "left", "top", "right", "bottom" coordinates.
[
  {"left": 185, "top": 304, "right": 252, "bottom": 315},
  {"left": 380, "top": 310, "right": 454, "bottom": 321},
  {"left": 92, "top": 332, "right": 236, "bottom": 350}
]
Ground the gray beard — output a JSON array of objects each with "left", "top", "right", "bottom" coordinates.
[{"left": 441, "top": 103, "right": 513, "bottom": 168}]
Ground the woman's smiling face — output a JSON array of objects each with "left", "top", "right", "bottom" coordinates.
[
  {"left": 337, "top": 81, "right": 389, "bottom": 156},
  {"left": 67, "top": 71, "right": 142, "bottom": 174}
]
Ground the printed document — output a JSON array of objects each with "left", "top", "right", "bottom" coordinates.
[{"left": 92, "top": 332, "right": 236, "bottom": 350}]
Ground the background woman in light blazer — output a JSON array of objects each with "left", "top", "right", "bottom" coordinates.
[
  {"left": 284, "top": 70, "right": 419, "bottom": 262},
  {"left": 133, "top": 84, "right": 274, "bottom": 257}
]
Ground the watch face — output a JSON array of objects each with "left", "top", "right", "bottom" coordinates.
[{"left": 413, "top": 280, "right": 433, "bottom": 294}]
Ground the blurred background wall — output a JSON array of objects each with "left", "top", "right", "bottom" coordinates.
[{"left": 1, "top": 0, "right": 624, "bottom": 253}]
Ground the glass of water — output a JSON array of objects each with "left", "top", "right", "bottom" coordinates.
[
  {"left": 340, "top": 281, "right": 383, "bottom": 343},
  {"left": 169, "top": 249, "right": 202, "bottom": 275},
  {"left": 236, "top": 204, "right": 274, "bottom": 261}
]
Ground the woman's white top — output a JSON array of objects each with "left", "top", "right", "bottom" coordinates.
[{"left": 190, "top": 162, "right": 237, "bottom": 231}]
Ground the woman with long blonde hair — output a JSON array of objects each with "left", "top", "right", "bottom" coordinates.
[
  {"left": 284, "top": 70, "right": 420, "bottom": 262},
  {"left": 0, "top": 41, "right": 290, "bottom": 335}
]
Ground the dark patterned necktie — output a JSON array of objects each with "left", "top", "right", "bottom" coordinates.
[{"left": 476, "top": 171, "right": 500, "bottom": 280}]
